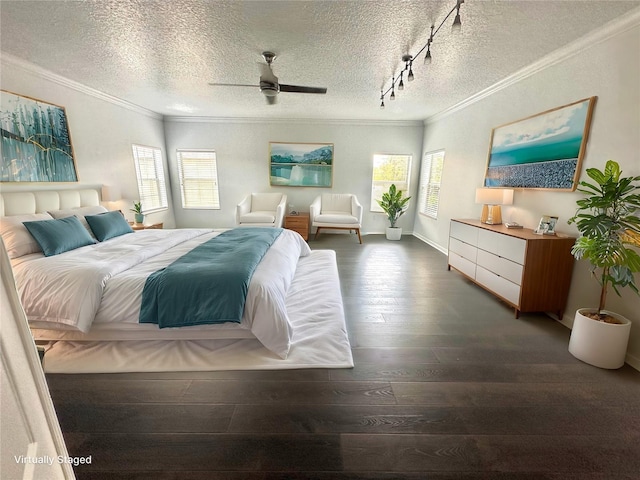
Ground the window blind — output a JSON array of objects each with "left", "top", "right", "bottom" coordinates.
[
  {"left": 131, "top": 144, "right": 168, "bottom": 213},
  {"left": 418, "top": 150, "right": 445, "bottom": 219},
  {"left": 176, "top": 150, "right": 220, "bottom": 209}
]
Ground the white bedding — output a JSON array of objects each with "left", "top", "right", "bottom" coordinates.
[{"left": 12, "top": 228, "right": 311, "bottom": 358}]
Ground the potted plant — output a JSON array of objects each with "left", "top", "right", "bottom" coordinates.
[
  {"left": 377, "top": 184, "right": 411, "bottom": 241},
  {"left": 130, "top": 201, "right": 144, "bottom": 224},
  {"left": 567, "top": 160, "right": 640, "bottom": 369}
]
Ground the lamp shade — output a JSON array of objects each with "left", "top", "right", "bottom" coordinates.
[
  {"left": 101, "top": 185, "right": 121, "bottom": 202},
  {"left": 475, "top": 188, "right": 513, "bottom": 205}
]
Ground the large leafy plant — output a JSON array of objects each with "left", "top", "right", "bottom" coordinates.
[
  {"left": 568, "top": 160, "right": 640, "bottom": 317},
  {"left": 377, "top": 184, "right": 411, "bottom": 228}
]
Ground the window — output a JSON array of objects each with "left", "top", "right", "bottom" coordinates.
[
  {"left": 418, "top": 149, "right": 445, "bottom": 219},
  {"left": 370, "top": 154, "right": 412, "bottom": 212},
  {"left": 176, "top": 150, "right": 220, "bottom": 209},
  {"left": 131, "top": 144, "right": 168, "bottom": 213}
]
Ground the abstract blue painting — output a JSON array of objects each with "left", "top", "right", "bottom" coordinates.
[
  {"left": 1, "top": 90, "right": 78, "bottom": 182},
  {"left": 270, "top": 142, "right": 333, "bottom": 187},
  {"left": 484, "top": 97, "right": 596, "bottom": 190}
]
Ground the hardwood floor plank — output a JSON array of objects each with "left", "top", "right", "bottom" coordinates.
[{"left": 44, "top": 234, "right": 640, "bottom": 478}]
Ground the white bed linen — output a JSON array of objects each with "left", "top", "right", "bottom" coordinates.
[{"left": 13, "top": 228, "right": 310, "bottom": 358}]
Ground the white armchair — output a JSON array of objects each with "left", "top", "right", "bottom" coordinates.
[
  {"left": 310, "top": 193, "right": 362, "bottom": 243},
  {"left": 236, "top": 193, "right": 287, "bottom": 228}
]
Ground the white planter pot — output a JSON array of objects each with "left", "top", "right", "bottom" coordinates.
[
  {"left": 385, "top": 227, "right": 402, "bottom": 240},
  {"left": 568, "top": 309, "right": 632, "bottom": 369}
]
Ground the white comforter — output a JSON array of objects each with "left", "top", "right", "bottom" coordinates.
[{"left": 12, "top": 228, "right": 311, "bottom": 358}]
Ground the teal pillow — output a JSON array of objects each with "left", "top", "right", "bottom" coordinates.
[
  {"left": 85, "top": 210, "right": 134, "bottom": 241},
  {"left": 23, "top": 216, "right": 96, "bottom": 257}
]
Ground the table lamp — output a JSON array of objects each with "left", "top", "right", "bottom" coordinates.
[{"left": 475, "top": 188, "right": 514, "bottom": 225}]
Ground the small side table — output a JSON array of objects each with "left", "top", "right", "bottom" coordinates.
[
  {"left": 284, "top": 212, "right": 309, "bottom": 241},
  {"left": 130, "top": 222, "right": 163, "bottom": 230}
]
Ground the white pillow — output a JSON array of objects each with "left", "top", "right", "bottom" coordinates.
[
  {"left": 48, "top": 205, "right": 108, "bottom": 236},
  {"left": 0, "top": 213, "right": 54, "bottom": 259}
]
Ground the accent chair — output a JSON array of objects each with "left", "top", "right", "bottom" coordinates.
[
  {"left": 310, "top": 193, "right": 362, "bottom": 243},
  {"left": 236, "top": 193, "right": 287, "bottom": 228}
]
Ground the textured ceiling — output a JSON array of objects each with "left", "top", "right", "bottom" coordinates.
[{"left": 1, "top": 0, "right": 639, "bottom": 121}]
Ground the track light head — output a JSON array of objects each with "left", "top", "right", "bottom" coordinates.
[{"left": 407, "top": 64, "right": 414, "bottom": 82}]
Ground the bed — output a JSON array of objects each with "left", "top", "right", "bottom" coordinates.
[{"left": 1, "top": 188, "right": 341, "bottom": 361}]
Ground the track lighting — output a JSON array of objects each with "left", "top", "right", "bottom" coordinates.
[{"left": 378, "top": 0, "right": 464, "bottom": 106}]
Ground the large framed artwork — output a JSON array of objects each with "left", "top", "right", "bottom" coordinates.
[
  {"left": 269, "top": 142, "right": 333, "bottom": 187},
  {"left": 1, "top": 90, "right": 78, "bottom": 182},
  {"left": 483, "top": 96, "right": 596, "bottom": 191}
]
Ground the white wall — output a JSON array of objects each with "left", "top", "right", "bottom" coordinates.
[
  {"left": 163, "top": 119, "right": 424, "bottom": 232},
  {"left": 0, "top": 56, "right": 176, "bottom": 227},
  {"left": 413, "top": 21, "right": 640, "bottom": 367}
]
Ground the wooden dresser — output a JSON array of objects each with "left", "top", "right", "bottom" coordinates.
[
  {"left": 448, "top": 219, "right": 575, "bottom": 318},
  {"left": 284, "top": 212, "right": 310, "bottom": 241}
]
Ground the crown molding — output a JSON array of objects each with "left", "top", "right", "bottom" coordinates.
[
  {"left": 165, "top": 116, "right": 423, "bottom": 127},
  {"left": 425, "top": 6, "right": 640, "bottom": 125},
  {"left": 0, "top": 52, "right": 162, "bottom": 120}
]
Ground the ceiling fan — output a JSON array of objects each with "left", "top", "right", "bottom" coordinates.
[{"left": 208, "top": 52, "right": 327, "bottom": 105}]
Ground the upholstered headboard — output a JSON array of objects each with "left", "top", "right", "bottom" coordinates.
[{"left": 0, "top": 189, "right": 101, "bottom": 216}]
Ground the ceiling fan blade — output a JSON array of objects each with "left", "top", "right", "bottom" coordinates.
[
  {"left": 208, "top": 82, "right": 259, "bottom": 88},
  {"left": 265, "top": 95, "right": 278, "bottom": 105},
  {"left": 279, "top": 84, "right": 327, "bottom": 94}
]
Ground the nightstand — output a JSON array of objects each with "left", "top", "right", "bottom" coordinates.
[
  {"left": 284, "top": 212, "right": 309, "bottom": 241},
  {"left": 130, "top": 222, "right": 163, "bottom": 230}
]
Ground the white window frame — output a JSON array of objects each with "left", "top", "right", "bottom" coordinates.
[
  {"left": 176, "top": 149, "right": 220, "bottom": 210},
  {"left": 418, "top": 149, "right": 445, "bottom": 219},
  {"left": 131, "top": 144, "right": 168, "bottom": 214},
  {"left": 370, "top": 154, "right": 412, "bottom": 212}
]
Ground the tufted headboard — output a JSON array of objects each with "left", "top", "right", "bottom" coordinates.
[{"left": 0, "top": 189, "right": 101, "bottom": 216}]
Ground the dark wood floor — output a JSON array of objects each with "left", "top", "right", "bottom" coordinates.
[{"left": 46, "top": 234, "right": 640, "bottom": 479}]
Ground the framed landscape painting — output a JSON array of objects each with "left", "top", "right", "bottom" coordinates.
[
  {"left": 270, "top": 142, "right": 333, "bottom": 187},
  {"left": 1, "top": 90, "right": 78, "bottom": 182},
  {"left": 483, "top": 97, "right": 596, "bottom": 191}
]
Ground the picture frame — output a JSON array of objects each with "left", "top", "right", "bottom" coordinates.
[
  {"left": 534, "top": 215, "right": 559, "bottom": 235},
  {"left": 483, "top": 97, "right": 596, "bottom": 191},
  {"left": 269, "top": 142, "right": 333, "bottom": 187},
  {"left": 1, "top": 90, "right": 78, "bottom": 182}
]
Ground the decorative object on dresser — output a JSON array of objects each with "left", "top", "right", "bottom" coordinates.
[
  {"left": 377, "top": 184, "right": 411, "bottom": 240},
  {"left": 475, "top": 188, "right": 514, "bottom": 225},
  {"left": 284, "top": 212, "right": 310, "bottom": 241},
  {"left": 448, "top": 219, "right": 575, "bottom": 319},
  {"left": 534, "top": 215, "right": 559, "bottom": 235},
  {"left": 484, "top": 96, "right": 597, "bottom": 190},
  {"left": 567, "top": 160, "right": 639, "bottom": 369}
]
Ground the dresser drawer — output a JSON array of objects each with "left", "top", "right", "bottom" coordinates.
[
  {"left": 476, "top": 249, "right": 523, "bottom": 285},
  {"left": 476, "top": 266, "right": 521, "bottom": 306},
  {"left": 478, "top": 229, "right": 526, "bottom": 264},
  {"left": 449, "top": 252, "right": 477, "bottom": 279},
  {"left": 449, "top": 237, "right": 477, "bottom": 263},
  {"left": 450, "top": 221, "right": 479, "bottom": 246}
]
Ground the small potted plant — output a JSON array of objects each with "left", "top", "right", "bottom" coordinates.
[
  {"left": 377, "top": 184, "right": 411, "bottom": 241},
  {"left": 567, "top": 160, "right": 640, "bottom": 369},
  {"left": 130, "top": 201, "right": 144, "bottom": 224}
]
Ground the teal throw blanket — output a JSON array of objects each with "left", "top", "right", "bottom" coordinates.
[{"left": 139, "top": 228, "right": 282, "bottom": 328}]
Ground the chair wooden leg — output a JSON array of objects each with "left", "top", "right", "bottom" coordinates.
[
  {"left": 314, "top": 226, "right": 321, "bottom": 240},
  {"left": 356, "top": 228, "right": 362, "bottom": 244}
]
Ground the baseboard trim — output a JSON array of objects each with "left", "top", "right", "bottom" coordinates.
[{"left": 412, "top": 232, "right": 447, "bottom": 255}]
